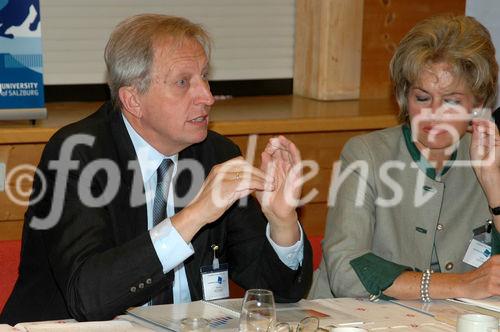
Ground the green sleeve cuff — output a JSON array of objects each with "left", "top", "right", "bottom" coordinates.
[
  {"left": 350, "top": 253, "right": 412, "bottom": 300},
  {"left": 491, "top": 226, "right": 500, "bottom": 256}
]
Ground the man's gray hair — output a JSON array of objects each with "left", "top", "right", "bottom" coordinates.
[{"left": 104, "top": 14, "right": 211, "bottom": 109}]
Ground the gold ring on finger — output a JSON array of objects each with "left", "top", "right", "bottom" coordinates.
[{"left": 235, "top": 172, "right": 240, "bottom": 180}]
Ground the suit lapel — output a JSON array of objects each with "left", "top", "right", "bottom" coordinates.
[{"left": 106, "top": 103, "right": 148, "bottom": 239}]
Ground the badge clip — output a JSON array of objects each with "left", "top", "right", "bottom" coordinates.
[{"left": 211, "top": 244, "right": 220, "bottom": 270}]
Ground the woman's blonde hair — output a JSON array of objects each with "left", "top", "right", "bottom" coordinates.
[
  {"left": 390, "top": 15, "right": 498, "bottom": 123},
  {"left": 104, "top": 14, "right": 210, "bottom": 109}
]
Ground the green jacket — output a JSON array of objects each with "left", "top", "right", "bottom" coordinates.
[{"left": 309, "top": 125, "right": 496, "bottom": 299}]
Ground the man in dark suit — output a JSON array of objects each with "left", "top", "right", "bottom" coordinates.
[{"left": 0, "top": 14, "right": 312, "bottom": 324}]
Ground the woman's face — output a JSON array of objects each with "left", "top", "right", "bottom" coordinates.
[{"left": 407, "top": 62, "right": 479, "bottom": 151}]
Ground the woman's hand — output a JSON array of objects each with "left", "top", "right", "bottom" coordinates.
[
  {"left": 461, "top": 255, "right": 500, "bottom": 299},
  {"left": 470, "top": 118, "right": 500, "bottom": 208}
]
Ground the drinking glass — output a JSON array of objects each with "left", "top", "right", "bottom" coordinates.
[{"left": 239, "top": 289, "right": 276, "bottom": 331}]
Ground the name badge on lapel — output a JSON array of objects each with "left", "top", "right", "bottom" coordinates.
[
  {"left": 463, "top": 221, "right": 493, "bottom": 268},
  {"left": 200, "top": 244, "right": 229, "bottom": 301}
]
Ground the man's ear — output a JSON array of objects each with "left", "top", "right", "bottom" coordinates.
[{"left": 119, "top": 86, "right": 142, "bottom": 119}]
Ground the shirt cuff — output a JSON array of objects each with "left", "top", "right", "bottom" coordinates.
[
  {"left": 150, "top": 218, "right": 195, "bottom": 274},
  {"left": 492, "top": 225, "right": 500, "bottom": 256},
  {"left": 350, "top": 253, "right": 412, "bottom": 300},
  {"left": 266, "top": 221, "right": 304, "bottom": 270}
]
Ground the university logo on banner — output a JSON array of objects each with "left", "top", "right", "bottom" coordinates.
[{"left": 0, "top": 0, "right": 46, "bottom": 120}]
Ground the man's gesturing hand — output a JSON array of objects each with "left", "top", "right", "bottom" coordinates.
[
  {"left": 172, "top": 157, "right": 275, "bottom": 242},
  {"left": 256, "top": 136, "right": 303, "bottom": 246}
]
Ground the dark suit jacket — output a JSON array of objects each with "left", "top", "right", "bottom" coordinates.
[
  {"left": 0, "top": 102, "right": 312, "bottom": 325},
  {"left": 494, "top": 107, "right": 500, "bottom": 130}
]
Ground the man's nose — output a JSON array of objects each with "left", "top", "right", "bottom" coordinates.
[{"left": 195, "top": 80, "right": 215, "bottom": 106}]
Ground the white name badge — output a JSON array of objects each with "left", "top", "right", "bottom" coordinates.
[
  {"left": 463, "top": 239, "right": 492, "bottom": 268},
  {"left": 200, "top": 264, "right": 229, "bottom": 301}
]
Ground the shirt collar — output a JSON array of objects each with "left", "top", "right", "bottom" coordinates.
[
  {"left": 122, "top": 113, "right": 178, "bottom": 183},
  {"left": 402, "top": 124, "right": 457, "bottom": 181}
]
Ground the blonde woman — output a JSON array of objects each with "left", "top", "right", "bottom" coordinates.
[{"left": 311, "top": 15, "right": 500, "bottom": 301}]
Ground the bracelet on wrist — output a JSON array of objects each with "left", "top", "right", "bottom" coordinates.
[{"left": 420, "top": 269, "right": 433, "bottom": 303}]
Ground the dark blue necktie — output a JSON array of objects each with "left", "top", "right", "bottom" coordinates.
[
  {"left": 151, "top": 158, "right": 174, "bottom": 305},
  {"left": 152, "top": 159, "right": 173, "bottom": 227}
]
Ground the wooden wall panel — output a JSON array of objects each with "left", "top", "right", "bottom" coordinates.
[
  {"left": 231, "top": 131, "right": 369, "bottom": 167},
  {"left": 1, "top": 145, "right": 45, "bottom": 172},
  {"left": 294, "top": 0, "right": 364, "bottom": 100},
  {"left": 0, "top": 220, "right": 23, "bottom": 241},
  {"left": 299, "top": 203, "right": 328, "bottom": 237},
  {"left": 0, "top": 144, "right": 44, "bottom": 223},
  {"left": 360, "top": 0, "right": 466, "bottom": 99},
  {"left": 0, "top": 186, "right": 31, "bottom": 221},
  {"left": 0, "top": 144, "right": 41, "bottom": 243}
]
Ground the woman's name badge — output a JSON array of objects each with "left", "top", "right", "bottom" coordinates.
[{"left": 463, "top": 239, "right": 492, "bottom": 268}]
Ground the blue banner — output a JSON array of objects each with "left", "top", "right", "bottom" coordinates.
[{"left": 0, "top": 0, "right": 45, "bottom": 112}]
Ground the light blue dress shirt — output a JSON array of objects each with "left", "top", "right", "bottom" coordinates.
[{"left": 122, "top": 115, "right": 304, "bottom": 304}]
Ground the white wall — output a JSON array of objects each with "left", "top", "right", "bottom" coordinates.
[
  {"left": 466, "top": 0, "right": 500, "bottom": 109},
  {"left": 40, "top": 0, "right": 295, "bottom": 85}
]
